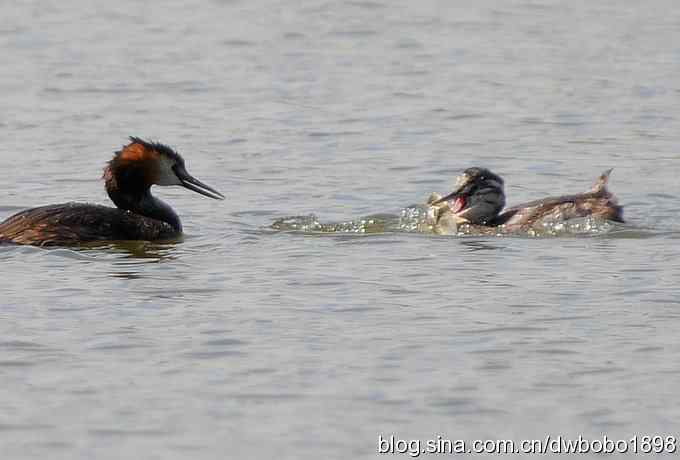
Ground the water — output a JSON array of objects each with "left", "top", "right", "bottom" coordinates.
[{"left": 1, "top": 0, "right": 680, "bottom": 458}]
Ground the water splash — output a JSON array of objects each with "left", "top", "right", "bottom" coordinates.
[
  {"left": 524, "top": 216, "right": 615, "bottom": 237},
  {"left": 270, "top": 205, "right": 439, "bottom": 234},
  {"left": 270, "top": 208, "right": 627, "bottom": 238}
]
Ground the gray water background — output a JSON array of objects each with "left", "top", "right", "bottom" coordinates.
[{"left": 1, "top": 0, "right": 680, "bottom": 458}]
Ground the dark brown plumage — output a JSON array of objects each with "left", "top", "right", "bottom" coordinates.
[{"left": 0, "top": 203, "right": 175, "bottom": 246}]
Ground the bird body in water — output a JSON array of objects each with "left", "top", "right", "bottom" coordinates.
[
  {"left": 426, "top": 167, "right": 623, "bottom": 235},
  {"left": 0, "top": 137, "right": 224, "bottom": 246}
]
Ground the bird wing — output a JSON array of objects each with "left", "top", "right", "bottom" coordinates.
[{"left": 493, "top": 170, "right": 623, "bottom": 229}]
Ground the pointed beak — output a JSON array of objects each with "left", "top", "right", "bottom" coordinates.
[
  {"left": 432, "top": 173, "right": 471, "bottom": 205},
  {"left": 174, "top": 165, "right": 225, "bottom": 200},
  {"left": 432, "top": 189, "right": 461, "bottom": 205}
]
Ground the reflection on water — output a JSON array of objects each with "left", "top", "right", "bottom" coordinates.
[
  {"left": 97, "top": 240, "right": 180, "bottom": 260},
  {"left": 458, "top": 240, "right": 506, "bottom": 252}
]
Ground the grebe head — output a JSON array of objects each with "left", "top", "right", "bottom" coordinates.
[
  {"left": 103, "top": 137, "right": 224, "bottom": 233},
  {"left": 105, "top": 137, "right": 225, "bottom": 202},
  {"left": 432, "top": 167, "right": 506, "bottom": 224}
]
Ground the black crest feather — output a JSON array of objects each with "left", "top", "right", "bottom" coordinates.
[{"left": 111, "top": 136, "right": 183, "bottom": 163}]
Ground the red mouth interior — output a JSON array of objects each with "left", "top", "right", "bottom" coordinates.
[{"left": 449, "top": 196, "right": 466, "bottom": 213}]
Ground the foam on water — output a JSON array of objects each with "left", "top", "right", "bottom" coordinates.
[{"left": 270, "top": 208, "right": 627, "bottom": 238}]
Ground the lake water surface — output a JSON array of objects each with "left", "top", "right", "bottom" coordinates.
[{"left": 1, "top": 1, "right": 680, "bottom": 458}]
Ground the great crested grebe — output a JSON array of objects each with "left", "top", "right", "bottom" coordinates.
[
  {"left": 0, "top": 137, "right": 224, "bottom": 246},
  {"left": 426, "top": 167, "right": 623, "bottom": 234}
]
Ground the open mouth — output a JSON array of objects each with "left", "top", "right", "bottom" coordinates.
[{"left": 449, "top": 196, "right": 467, "bottom": 214}]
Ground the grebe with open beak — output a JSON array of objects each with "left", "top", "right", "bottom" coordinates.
[{"left": 426, "top": 167, "right": 623, "bottom": 234}]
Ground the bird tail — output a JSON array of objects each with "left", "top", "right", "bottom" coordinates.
[
  {"left": 590, "top": 168, "right": 613, "bottom": 194},
  {"left": 589, "top": 168, "right": 624, "bottom": 222}
]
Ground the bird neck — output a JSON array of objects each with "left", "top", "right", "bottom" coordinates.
[
  {"left": 104, "top": 166, "right": 182, "bottom": 232},
  {"left": 465, "top": 181, "right": 506, "bottom": 224}
]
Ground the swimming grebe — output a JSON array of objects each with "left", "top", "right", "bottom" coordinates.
[
  {"left": 426, "top": 167, "right": 623, "bottom": 234},
  {"left": 0, "top": 137, "right": 224, "bottom": 246}
]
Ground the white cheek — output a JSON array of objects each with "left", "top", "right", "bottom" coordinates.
[{"left": 156, "top": 157, "right": 182, "bottom": 185}]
